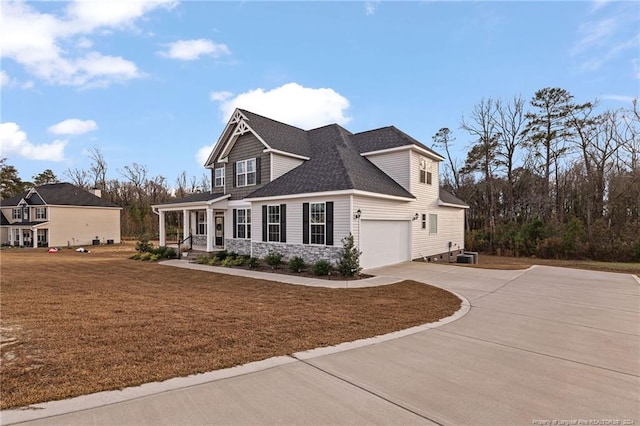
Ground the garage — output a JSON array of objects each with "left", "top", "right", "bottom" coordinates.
[{"left": 359, "top": 220, "right": 411, "bottom": 269}]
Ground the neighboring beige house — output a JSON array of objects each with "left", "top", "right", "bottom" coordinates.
[
  {"left": 153, "top": 109, "right": 468, "bottom": 269},
  {"left": 0, "top": 183, "right": 121, "bottom": 248}
]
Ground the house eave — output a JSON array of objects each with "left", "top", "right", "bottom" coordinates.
[
  {"left": 439, "top": 200, "right": 469, "bottom": 209},
  {"left": 244, "top": 189, "right": 415, "bottom": 203},
  {"left": 263, "top": 148, "right": 310, "bottom": 161},
  {"left": 361, "top": 145, "right": 444, "bottom": 161}
]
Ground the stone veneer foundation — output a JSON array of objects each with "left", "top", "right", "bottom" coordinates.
[{"left": 225, "top": 239, "right": 342, "bottom": 264}]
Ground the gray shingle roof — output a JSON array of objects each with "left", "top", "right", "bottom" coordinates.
[
  {"left": 351, "top": 126, "right": 443, "bottom": 158},
  {"left": 0, "top": 183, "right": 120, "bottom": 208},
  {"left": 246, "top": 124, "right": 415, "bottom": 199},
  {"left": 154, "top": 192, "right": 226, "bottom": 205},
  {"left": 439, "top": 189, "right": 469, "bottom": 207},
  {"left": 0, "top": 211, "right": 9, "bottom": 226},
  {"left": 239, "top": 110, "right": 311, "bottom": 158}
]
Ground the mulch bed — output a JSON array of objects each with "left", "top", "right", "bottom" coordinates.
[{"left": 0, "top": 245, "right": 460, "bottom": 409}]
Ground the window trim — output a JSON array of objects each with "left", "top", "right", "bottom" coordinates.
[
  {"left": 214, "top": 167, "right": 225, "bottom": 188},
  {"left": 267, "top": 205, "right": 280, "bottom": 242},
  {"left": 235, "top": 158, "right": 256, "bottom": 187},
  {"left": 429, "top": 214, "right": 438, "bottom": 235},
  {"left": 12, "top": 208, "right": 22, "bottom": 220},
  {"left": 309, "top": 202, "right": 326, "bottom": 245},
  {"left": 236, "top": 208, "right": 251, "bottom": 239},
  {"left": 196, "top": 211, "right": 206, "bottom": 235},
  {"left": 35, "top": 207, "right": 47, "bottom": 220}
]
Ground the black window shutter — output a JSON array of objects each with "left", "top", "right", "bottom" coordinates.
[
  {"left": 233, "top": 162, "right": 237, "bottom": 187},
  {"left": 280, "top": 204, "right": 286, "bottom": 243},
  {"left": 256, "top": 157, "right": 262, "bottom": 184},
  {"left": 326, "top": 202, "right": 334, "bottom": 246},
  {"left": 302, "top": 203, "right": 309, "bottom": 244},
  {"left": 233, "top": 209, "right": 237, "bottom": 238},
  {"left": 262, "top": 205, "right": 267, "bottom": 242}
]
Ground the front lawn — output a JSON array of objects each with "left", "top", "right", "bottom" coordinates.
[{"left": 0, "top": 244, "right": 460, "bottom": 409}]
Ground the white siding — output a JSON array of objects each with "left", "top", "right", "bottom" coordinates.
[
  {"left": 48, "top": 206, "right": 121, "bottom": 246},
  {"left": 251, "top": 195, "right": 351, "bottom": 246},
  {"left": 271, "top": 153, "right": 304, "bottom": 181},
  {"left": 365, "top": 150, "right": 411, "bottom": 191}
]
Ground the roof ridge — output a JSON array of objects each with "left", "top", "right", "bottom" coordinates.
[{"left": 239, "top": 109, "right": 306, "bottom": 132}]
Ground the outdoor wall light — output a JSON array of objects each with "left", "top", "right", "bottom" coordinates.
[
  {"left": 354, "top": 209, "right": 362, "bottom": 219},
  {"left": 413, "top": 213, "right": 419, "bottom": 220}
]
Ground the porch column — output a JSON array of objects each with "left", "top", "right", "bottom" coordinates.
[
  {"left": 18, "top": 228, "right": 23, "bottom": 247},
  {"left": 32, "top": 228, "right": 37, "bottom": 248},
  {"left": 182, "top": 209, "right": 189, "bottom": 240},
  {"left": 9, "top": 228, "right": 14, "bottom": 245},
  {"left": 158, "top": 211, "right": 166, "bottom": 246},
  {"left": 206, "top": 207, "right": 214, "bottom": 252}
]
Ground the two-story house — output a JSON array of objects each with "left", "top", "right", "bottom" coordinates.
[
  {"left": 153, "top": 109, "right": 468, "bottom": 269},
  {"left": 0, "top": 183, "right": 121, "bottom": 248}
]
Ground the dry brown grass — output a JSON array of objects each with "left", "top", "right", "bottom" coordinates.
[
  {"left": 0, "top": 244, "right": 460, "bottom": 409},
  {"left": 464, "top": 254, "right": 640, "bottom": 275}
]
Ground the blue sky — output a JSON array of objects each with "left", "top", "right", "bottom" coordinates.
[{"left": 1, "top": 0, "right": 638, "bottom": 187}]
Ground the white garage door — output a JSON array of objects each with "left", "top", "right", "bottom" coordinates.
[{"left": 360, "top": 220, "right": 411, "bottom": 269}]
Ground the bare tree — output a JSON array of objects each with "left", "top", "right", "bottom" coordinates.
[
  {"left": 432, "top": 128, "right": 461, "bottom": 192},
  {"left": 64, "top": 167, "right": 90, "bottom": 189},
  {"left": 88, "top": 147, "right": 108, "bottom": 190}
]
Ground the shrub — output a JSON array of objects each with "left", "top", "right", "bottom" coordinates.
[
  {"left": 130, "top": 253, "right": 142, "bottom": 260},
  {"left": 311, "top": 259, "right": 332, "bottom": 276},
  {"left": 216, "top": 250, "right": 230, "bottom": 260},
  {"left": 264, "top": 251, "right": 283, "bottom": 269},
  {"left": 151, "top": 246, "right": 177, "bottom": 259},
  {"left": 336, "top": 233, "right": 362, "bottom": 277},
  {"left": 247, "top": 257, "right": 259, "bottom": 269},
  {"left": 207, "top": 257, "right": 220, "bottom": 266},
  {"left": 221, "top": 257, "right": 234, "bottom": 267},
  {"left": 135, "top": 238, "right": 153, "bottom": 253},
  {"left": 195, "top": 255, "right": 209, "bottom": 264},
  {"left": 288, "top": 256, "right": 305, "bottom": 273},
  {"left": 139, "top": 252, "right": 153, "bottom": 261},
  {"left": 232, "top": 256, "right": 245, "bottom": 266},
  {"left": 149, "top": 254, "right": 160, "bottom": 262}
]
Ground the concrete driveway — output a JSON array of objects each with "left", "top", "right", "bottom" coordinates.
[{"left": 3, "top": 264, "right": 639, "bottom": 425}]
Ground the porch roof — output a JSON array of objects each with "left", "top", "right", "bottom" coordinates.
[
  {"left": 3, "top": 221, "right": 50, "bottom": 227},
  {"left": 155, "top": 192, "right": 225, "bottom": 206}
]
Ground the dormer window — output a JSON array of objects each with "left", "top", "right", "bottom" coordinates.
[
  {"left": 12, "top": 208, "right": 22, "bottom": 220},
  {"left": 236, "top": 158, "right": 256, "bottom": 187},
  {"left": 419, "top": 158, "right": 433, "bottom": 185}
]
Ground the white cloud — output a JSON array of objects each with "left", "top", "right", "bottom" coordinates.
[
  {"left": 0, "top": 0, "right": 174, "bottom": 88},
  {"left": 600, "top": 94, "right": 636, "bottom": 103},
  {"left": 211, "top": 82, "right": 351, "bottom": 129},
  {"left": 0, "top": 71, "right": 12, "bottom": 87},
  {"left": 48, "top": 119, "right": 98, "bottom": 135},
  {"left": 196, "top": 144, "right": 215, "bottom": 166},
  {"left": 0, "top": 122, "right": 67, "bottom": 161},
  {"left": 159, "top": 39, "right": 230, "bottom": 61},
  {"left": 209, "top": 91, "right": 234, "bottom": 102},
  {"left": 365, "top": 1, "right": 380, "bottom": 16}
]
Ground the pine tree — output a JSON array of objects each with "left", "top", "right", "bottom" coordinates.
[{"left": 337, "top": 233, "right": 362, "bottom": 277}]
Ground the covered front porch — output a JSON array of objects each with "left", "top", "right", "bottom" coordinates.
[
  {"left": 152, "top": 193, "right": 230, "bottom": 253},
  {"left": 6, "top": 223, "right": 48, "bottom": 248}
]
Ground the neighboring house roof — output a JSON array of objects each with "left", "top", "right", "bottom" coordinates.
[
  {"left": 246, "top": 124, "right": 416, "bottom": 200},
  {"left": 0, "top": 211, "right": 9, "bottom": 226},
  {"left": 156, "top": 192, "right": 225, "bottom": 205},
  {"left": 439, "top": 189, "right": 469, "bottom": 208},
  {"left": 0, "top": 183, "right": 120, "bottom": 208}
]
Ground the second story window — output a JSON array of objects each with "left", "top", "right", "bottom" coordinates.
[
  {"left": 419, "top": 158, "right": 433, "bottom": 185},
  {"left": 12, "top": 208, "right": 22, "bottom": 220},
  {"left": 36, "top": 207, "right": 47, "bottom": 220},
  {"left": 236, "top": 158, "right": 256, "bottom": 187},
  {"left": 214, "top": 167, "right": 225, "bottom": 187}
]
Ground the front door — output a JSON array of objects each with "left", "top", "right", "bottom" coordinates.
[{"left": 215, "top": 216, "right": 224, "bottom": 247}]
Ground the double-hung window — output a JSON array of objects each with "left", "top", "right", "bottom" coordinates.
[
  {"left": 236, "top": 159, "right": 256, "bottom": 187},
  {"left": 197, "top": 211, "right": 206, "bottom": 235},
  {"left": 236, "top": 209, "right": 251, "bottom": 239},
  {"left": 310, "top": 203, "right": 325, "bottom": 245},
  {"left": 214, "top": 167, "right": 225, "bottom": 187},
  {"left": 12, "top": 208, "right": 22, "bottom": 220},
  {"left": 36, "top": 207, "right": 47, "bottom": 220},
  {"left": 267, "top": 205, "right": 280, "bottom": 242},
  {"left": 419, "top": 158, "right": 433, "bottom": 185}
]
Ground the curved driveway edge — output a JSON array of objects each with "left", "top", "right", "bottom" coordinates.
[{"left": 0, "top": 261, "right": 470, "bottom": 426}]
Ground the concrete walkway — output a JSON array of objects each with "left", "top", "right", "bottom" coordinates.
[{"left": 2, "top": 262, "right": 638, "bottom": 425}]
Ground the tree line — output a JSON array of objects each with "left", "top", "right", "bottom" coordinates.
[
  {"left": 0, "top": 149, "right": 210, "bottom": 240},
  {"left": 434, "top": 87, "right": 639, "bottom": 261},
  {"left": 1, "top": 86, "right": 638, "bottom": 260}
]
